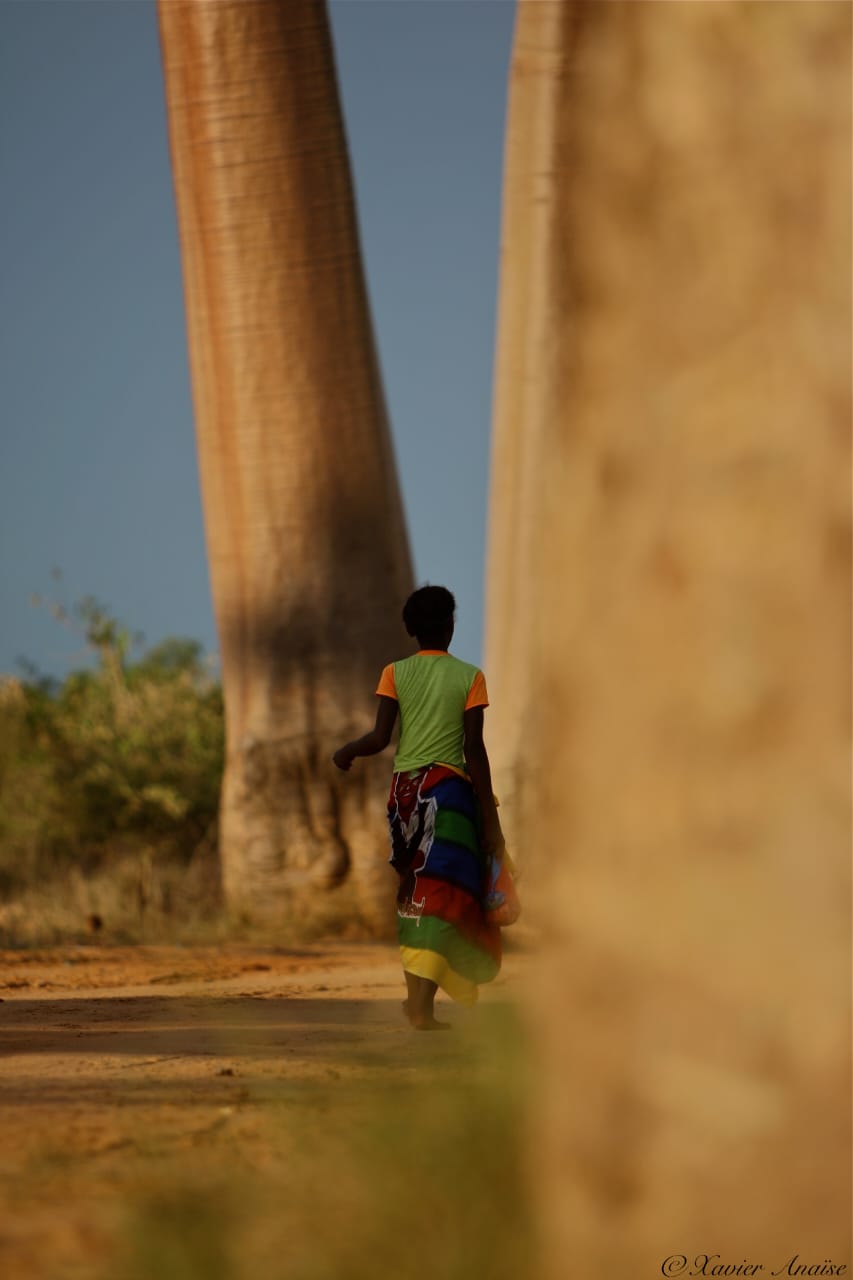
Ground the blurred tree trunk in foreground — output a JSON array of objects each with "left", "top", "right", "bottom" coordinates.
[
  {"left": 158, "top": 0, "right": 413, "bottom": 931},
  {"left": 487, "top": 0, "right": 851, "bottom": 1272}
]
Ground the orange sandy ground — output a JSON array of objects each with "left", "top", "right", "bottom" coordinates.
[{"left": 0, "top": 941, "right": 530, "bottom": 1280}]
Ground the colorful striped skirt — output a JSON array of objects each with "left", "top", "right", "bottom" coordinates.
[{"left": 387, "top": 763, "right": 501, "bottom": 1006}]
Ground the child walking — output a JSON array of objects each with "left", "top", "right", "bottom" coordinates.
[{"left": 332, "top": 585, "right": 505, "bottom": 1030}]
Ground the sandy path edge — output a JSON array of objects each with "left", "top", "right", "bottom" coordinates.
[{"left": 0, "top": 941, "right": 530, "bottom": 1280}]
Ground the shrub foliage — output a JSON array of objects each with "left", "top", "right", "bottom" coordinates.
[{"left": 0, "top": 599, "right": 224, "bottom": 897}]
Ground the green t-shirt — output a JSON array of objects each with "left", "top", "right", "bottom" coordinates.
[{"left": 375, "top": 650, "right": 489, "bottom": 774}]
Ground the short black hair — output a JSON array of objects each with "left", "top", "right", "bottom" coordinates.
[{"left": 402, "top": 584, "right": 456, "bottom": 640}]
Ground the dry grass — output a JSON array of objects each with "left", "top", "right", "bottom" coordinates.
[{"left": 113, "top": 1058, "right": 535, "bottom": 1280}]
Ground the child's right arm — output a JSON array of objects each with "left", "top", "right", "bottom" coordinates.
[
  {"left": 463, "top": 707, "right": 505, "bottom": 856},
  {"left": 332, "top": 696, "right": 398, "bottom": 771}
]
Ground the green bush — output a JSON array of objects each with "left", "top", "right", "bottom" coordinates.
[{"left": 0, "top": 598, "right": 224, "bottom": 897}]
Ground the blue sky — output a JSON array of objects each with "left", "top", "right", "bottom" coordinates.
[{"left": 0, "top": 0, "right": 515, "bottom": 679}]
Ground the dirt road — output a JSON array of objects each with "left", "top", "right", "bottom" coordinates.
[{"left": 0, "top": 941, "right": 532, "bottom": 1280}]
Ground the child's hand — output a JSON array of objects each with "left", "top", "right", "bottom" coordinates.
[{"left": 332, "top": 746, "right": 355, "bottom": 772}]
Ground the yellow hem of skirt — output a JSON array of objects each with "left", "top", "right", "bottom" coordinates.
[{"left": 400, "top": 945, "right": 478, "bottom": 1007}]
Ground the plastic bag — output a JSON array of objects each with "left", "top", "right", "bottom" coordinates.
[{"left": 485, "top": 849, "right": 521, "bottom": 927}]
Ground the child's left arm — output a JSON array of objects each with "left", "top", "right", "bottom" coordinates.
[{"left": 332, "top": 696, "right": 398, "bottom": 771}]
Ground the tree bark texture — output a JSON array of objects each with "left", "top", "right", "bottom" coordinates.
[
  {"left": 158, "top": 0, "right": 413, "bottom": 927},
  {"left": 484, "top": 0, "right": 578, "bottom": 850},
  {"left": 487, "top": 0, "right": 851, "bottom": 1271}
]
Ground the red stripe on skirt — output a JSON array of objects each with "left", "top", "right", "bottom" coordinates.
[{"left": 414, "top": 875, "right": 502, "bottom": 967}]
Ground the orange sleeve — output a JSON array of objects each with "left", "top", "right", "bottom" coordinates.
[
  {"left": 375, "top": 664, "right": 397, "bottom": 700},
  {"left": 464, "top": 669, "right": 489, "bottom": 710}
]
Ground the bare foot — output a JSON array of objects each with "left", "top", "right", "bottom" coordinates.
[
  {"left": 409, "top": 1014, "right": 452, "bottom": 1031},
  {"left": 402, "top": 977, "right": 451, "bottom": 1029}
]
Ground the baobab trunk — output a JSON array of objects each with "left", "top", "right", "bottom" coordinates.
[
  {"left": 487, "top": 1, "right": 851, "bottom": 1273},
  {"left": 158, "top": 0, "right": 413, "bottom": 927},
  {"left": 483, "top": 1, "right": 573, "bottom": 852}
]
